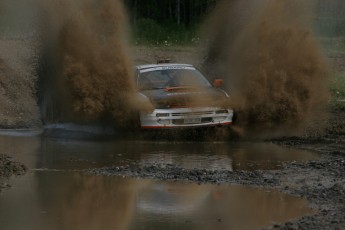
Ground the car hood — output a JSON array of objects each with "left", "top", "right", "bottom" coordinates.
[{"left": 140, "top": 87, "right": 229, "bottom": 109}]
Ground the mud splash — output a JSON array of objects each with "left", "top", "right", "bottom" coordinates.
[
  {"left": 37, "top": 0, "right": 142, "bottom": 126},
  {"left": 203, "top": 0, "right": 330, "bottom": 137}
]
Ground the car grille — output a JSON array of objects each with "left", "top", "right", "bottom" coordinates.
[
  {"left": 172, "top": 117, "right": 213, "bottom": 125},
  {"left": 171, "top": 111, "right": 214, "bottom": 117}
]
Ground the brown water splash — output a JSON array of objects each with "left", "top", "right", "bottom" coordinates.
[
  {"left": 37, "top": 0, "right": 144, "bottom": 126},
  {"left": 203, "top": 0, "right": 330, "bottom": 137}
]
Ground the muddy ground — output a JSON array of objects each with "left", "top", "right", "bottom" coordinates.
[
  {"left": 88, "top": 110, "right": 345, "bottom": 230},
  {"left": 0, "top": 40, "right": 344, "bottom": 229},
  {"left": 0, "top": 154, "right": 26, "bottom": 192},
  {"left": 0, "top": 39, "right": 41, "bottom": 128},
  {"left": 0, "top": 112, "right": 344, "bottom": 229}
]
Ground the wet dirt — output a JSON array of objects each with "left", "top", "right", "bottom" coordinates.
[
  {"left": 0, "top": 39, "right": 41, "bottom": 129},
  {"left": 88, "top": 110, "right": 345, "bottom": 230},
  {"left": 0, "top": 134, "right": 319, "bottom": 172},
  {"left": 264, "top": 110, "right": 345, "bottom": 229},
  {"left": 0, "top": 40, "right": 344, "bottom": 229},
  {"left": 0, "top": 154, "right": 26, "bottom": 191},
  {"left": 0, "top": 171, "right": 313, "bottom": 230},
  {"left": 1, "top": 1, "right": 344, "bottom": 227},
  {"left": 0, "top": 132, "right": 323, "bottom": 230},
  {"left": 0, "top": 109, "right": 344, "bottom": 229}
]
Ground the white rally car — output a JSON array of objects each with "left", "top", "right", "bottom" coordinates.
[{"left": 135, "top": 63, "right": 235, "bottom": 129}]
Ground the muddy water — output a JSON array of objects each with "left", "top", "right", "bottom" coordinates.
[
  {"left": 0, "top": 133, "right": 318, "bottom": 171},
  {"left": 0, "top": 172, "right": 313, "bottom": 230},
  {"left": 0, "top": 133, "right": 317, "bottom": 229}
]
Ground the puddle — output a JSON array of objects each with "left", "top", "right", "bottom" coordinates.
[
  {"left": 0, "top": 133, "right": 318, "bottom": 229},
  {"left": 0, "top": 134, "right": 319, "bottom": 171},
  {"left": 0, "top": 171, "right": 313, "bottom": 230},
  {"left": 0, "top": 129, "right": 43, "bottom": 137}
]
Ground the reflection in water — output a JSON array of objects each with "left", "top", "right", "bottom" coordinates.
[
  {"left": 0, "top": 134, "right": 41, "bottom": 167},
  {"left": 0, "top": 172, "right": 312, "bottom": 230},
  {"left": 0, "top": 134, "right": 319, "bottom": 171},
  {"left": 36, "top": 173, "right": 136, "bottom": 230},
  {"left": 0, "top": 133, "right": 317, "bottom": 229},
  {"left": 133, "top": 181, "right": 312, "bottom": 230}
]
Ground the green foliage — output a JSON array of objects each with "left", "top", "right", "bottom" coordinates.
[
  {"left": 315, "top": 17, "right": 345, "bottom": 37},
  {"left": 319, "top": 37, "right": 345, "bottom": 53},
  {"left": 331, "top": 72, "right": 345, "bottom": 110},
  {"left": 331, "top": 72, "right": 345, "bottom": 98},
  {"left": 125, "top": 0, "right": 213, "bottom": 45},
  {"left": 133, "top": 18, "right": 200, "bottom": 46}
]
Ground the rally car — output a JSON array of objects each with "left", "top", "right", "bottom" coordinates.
[{"left": 135, "top": 63, "right": 234, "bottom": 129}]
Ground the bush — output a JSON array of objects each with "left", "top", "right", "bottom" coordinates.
[
  {"left": 331, "top": 72, "right": 345, "bottom": 110},
  {"left": 133, "top": 18, "right": 199, "bottom": 46},
  {"left": 315, "top": 17, "right": 345, "bottom": 37}
]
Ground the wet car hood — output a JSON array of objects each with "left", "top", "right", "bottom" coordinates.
[{"left": 140, "top": 87, "right": 229, "bottom": 109}]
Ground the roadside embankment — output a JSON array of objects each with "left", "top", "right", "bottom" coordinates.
[{"left": 0, "top": 38, "right": 41, "bottom": 128}]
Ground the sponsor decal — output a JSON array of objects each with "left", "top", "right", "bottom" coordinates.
[{"left": 140, "top": 66, "right": 196, "bottom": 73}]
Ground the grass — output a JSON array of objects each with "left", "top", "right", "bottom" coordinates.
[
  {"left": 330, "top": 71, "right": 345, "bottom": 110},
  {"left": 320, "top": 37, "right": 345, "bottom": 53},
  {"left": 315, "top": 17, "right": 345, "bottom": 38},
  {"left": 132, "top": 18, "right": 200, "bottom": 46}
]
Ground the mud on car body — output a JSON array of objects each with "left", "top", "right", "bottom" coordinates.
[{"left": 135, "top": 63, "right": 234, "bottom": 129}]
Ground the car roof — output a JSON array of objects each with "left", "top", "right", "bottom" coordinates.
[{"left": 136, "top": 63, "right": 194, "bottom": 71}]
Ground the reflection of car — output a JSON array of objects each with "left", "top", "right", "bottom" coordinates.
[
  {"left": 137, "top": 182, "right": 210, "bottom": 215},
  {"left": 135, "top": 63, "right": 235, "bottom": 129}
]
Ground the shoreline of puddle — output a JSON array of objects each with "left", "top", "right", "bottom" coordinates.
[
  {"left": 0, "top": 171, "right": 314, "bottom": 230},
  {"left": 0, "top": 132, "right": 322, "bottom": 229}
]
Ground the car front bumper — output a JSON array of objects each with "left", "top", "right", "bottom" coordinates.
[{"left": 140, "top": 107, "right": 234, "bottom": 129}]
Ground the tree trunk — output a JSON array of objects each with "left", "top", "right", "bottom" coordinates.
[
  {"left": 177, "top": 0, "right": 181, "bottom": 25},
  {"left": 133, "top": 0, "right": 138, "bottom": 25}
]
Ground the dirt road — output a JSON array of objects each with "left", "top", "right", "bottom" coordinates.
[
  {"left": 88, "top": 110, "right": 345, "bottom": 229},
  {"left": 0, "top": 42, "right": 344, "bottom": 229}
]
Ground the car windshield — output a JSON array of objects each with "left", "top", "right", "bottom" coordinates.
[{"left": 138, "top": 68, "right": 212, "bottom": 90}]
